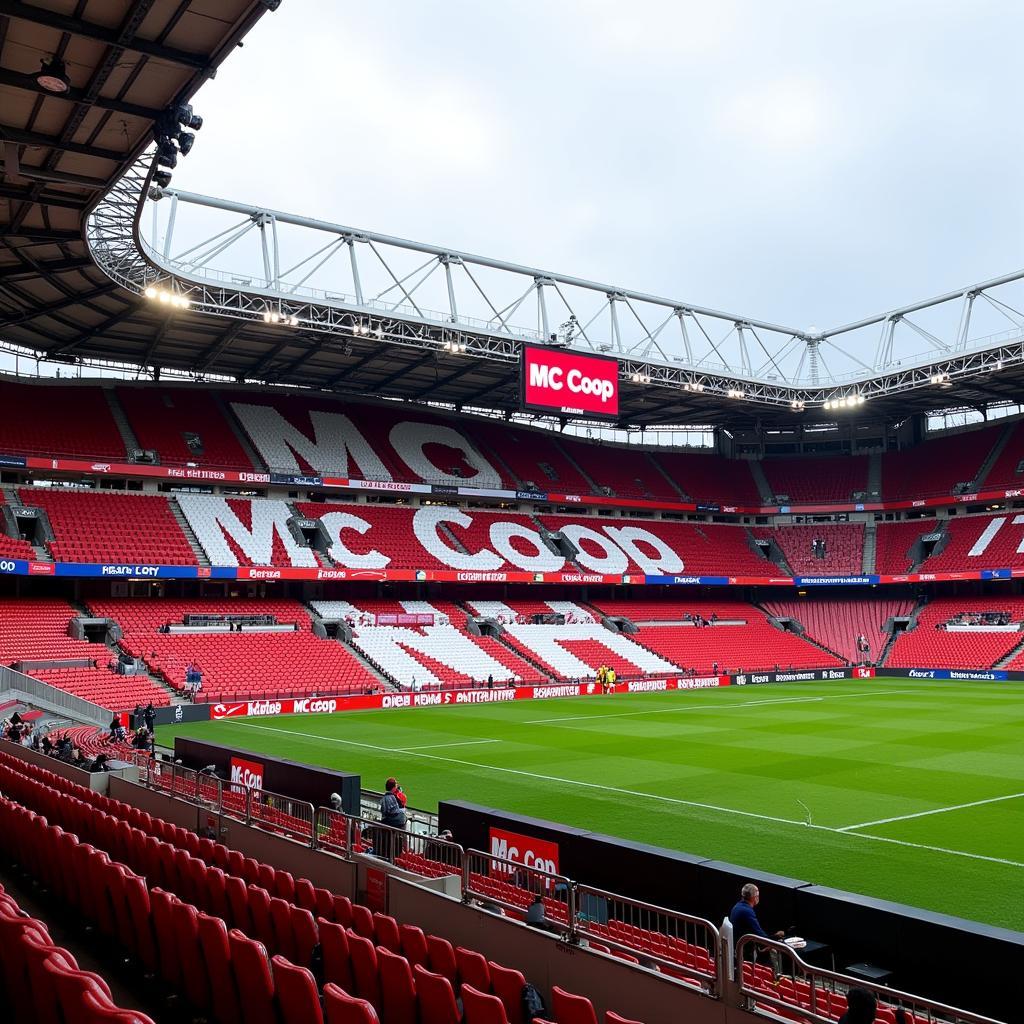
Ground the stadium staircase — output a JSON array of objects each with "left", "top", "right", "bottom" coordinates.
[
  {"left": 862, "top": 522, "right": 877, "bottom": 573},
  {"left": 645, "top": 451, "right": 690, "bottom": 499},
  {"left": 103, "top": 387, "right": 139, "bottom": 458},
  {"left": 972, "top": 420, "right": 1015, "bottom": 490},
  {"left": 168, "top": 496, "right": 211, "bottom": 567},
  {"left": 762, "top": 610, "right": 848, "bottom": 664},
  {"left": 747, "top": 460, "right": 775, "bottom": 503},
  {"left": 553, "top": 437, "right": 601, "bottom": 494},
  {"left": 993, "top": 634, "right": 1024, "bottom": 668},
  {"left": 866, "top": 451, "right": 883, "bottom": 500},
  {"left": 478, "top": 436, "right": 526, "bottom": 488},
  {"left": 215, "top": 390, "right": 268, "bottom": 470},
  {"left": 747, "top": 526, "right": 791, "bottom": 574}
]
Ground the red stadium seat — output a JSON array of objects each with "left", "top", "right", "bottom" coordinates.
[
  {"left": 272, "top": 956, "right": 324, "bottom": 1024},
  {"left": 462, "top": 984, "right": 509, "bottom": 1024},
  {"left": 324, "top": 983, "right": 381, "bottom": 1024},
  {"left": 413, "top": 964, "right": 461, "bottom": 1024}
]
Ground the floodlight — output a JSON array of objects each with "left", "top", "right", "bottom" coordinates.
[
  {"left": 156, "top": 140, "right": 178, "bottom": 169},
  {"left": 175, "top": 103, "right": 203, "bottom": 130},
  {"left": 36, "top": 57, "right": 70, "bottom": 94},
  {"left": 176, "top": 131, "right": 195, "bottom": 156}
]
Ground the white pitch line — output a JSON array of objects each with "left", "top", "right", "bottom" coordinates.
[
  {"left": 837, "top": 790, "right": 1024, "bottom": 832},
  {"left": 229, "top": 717, "right": 1024, "bottom": 868},
  {"left": 523, "top": 689, "right": 915, "bottom": 725},
  {"left": 398, "top": 739, "right": 501, "bottom": 751}
]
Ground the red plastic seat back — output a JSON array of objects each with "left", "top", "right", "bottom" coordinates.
[
  {"left": 324, "top": 983, "right": 381, "bottom": 1024},
  {"left": 373, "top": 912, "right": 402, "bottom": 952},
  {"left": 413, "top": 964, "right": 460, "bottom": 1024},
  {"left": 426, "top": 935, "right": 458, "bottom": 984},
  {"left": 347, "top": 930, "right": 381, "bottom": 1010},
  {"left": 399, "top": 923, "right": 429, "bottom": 967},
  {"left": 318, "top": 918, "right": 354, "bottom": 991},
  {"left": 378, "top": 946, "right": 417, "bottom": 1024},
  {"left": 197, "top": 913, "right": 242, "bottom": 1024},
  {"left": 456, "top": 947, "right": 491, "bottom": 991},
  {"left": 271, "top": 955, "right": 324, "bottom": 1024},
  {"left": 228, "top": 929, "right": 277, "bottom": 1024},
  {"left": 552, "top": 986, "right": 599, "bottom": 1024},
  {"left": 488, "top": 962, "right": 527, "bottom": 1024},
  {"left": 462, "top": 984, "right": 509, "bottom": 1024}
]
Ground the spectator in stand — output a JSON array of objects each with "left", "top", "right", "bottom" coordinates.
[
  {"left": 132, "top": 703, "right": 143, "bottom": 730},
  {"left": 838, "top": 988, "right": 877, "bottom": 1024},
  {"left": 378, "top": 777, "right": 408, "bottom": 861},
  {"left": 109, "top": 714, "right": 126, "bottom": 743},
  {"left": 329, "top": 792, "right": 344, "bottom": 813},
  {"left": 92, "top": 753, "right": 111, "bottom": 773},
  {"left": 729, "top": 883, "right": 784, "bottom": 953},
  {"left": 487, "top": 673, "right": 494, "bottom": 689},
  {"left": 143, "top": 703, "right": 156, "bottom": 733}
]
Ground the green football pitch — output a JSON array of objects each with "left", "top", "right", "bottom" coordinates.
[{"left": 161, "top": 678, "right": 1024, "bottom": 932}]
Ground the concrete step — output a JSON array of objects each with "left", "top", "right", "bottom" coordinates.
[
  {"left": 168, "top": 496, "right": 211, "bottom": 566},
  {"left": 103, "top": 387, "right": 140, "bottom": 457}
]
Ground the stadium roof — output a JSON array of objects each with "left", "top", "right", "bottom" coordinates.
[
  {"left": 0, "top": 0, "right": 272, "bottom": 367},
  {"left": 2, "top": 1, "right": 1024, "bottom": 431}
]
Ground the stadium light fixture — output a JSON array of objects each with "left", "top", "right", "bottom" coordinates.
[
  {"left": 144, "top": 285, "right": 190, "bottom": 309},
  {"left": 630, "top": 372, "right": 650, "bottom": 384},
  {"left": 683, "top": 380, "right": 705, "bottom": 393},
  {"left": 36, "top": 57, "right": 70, "bottom": 94},
  {"left": 726, "top": 388, "right": 744, "bottom": 399},
  {"left": 790, "top": 400, "right": 805, "bottom": 411},
  {"left": 175, "top": 104, "right": 203, "bottom": 131},
  {"left": 443, "top": 340, "right": 467, "bottom": 354},
  {"left": 156, "top": 140, "right": 178, "bottom": 170},
  {"left": 930, "top": 372, "right": 952, "bottom": 387},
  {"left": 176, "top": 131, "right": 196, "bottom": 157}
]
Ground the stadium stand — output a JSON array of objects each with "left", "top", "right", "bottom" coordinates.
[
  {"left": 761, "top": 598, "right": 914, "bottom": 664},
  {"left": 916, "top": 512, "right": 1024, "bottom": 572},
  {"left": 0, "top": 749, "right": 627, "bottom": 1024},
  {"left": 22, "top": 488, "right": 198, "bottom": 565},
  {"left": 757, "top": 523, "right": 865, "bottom": 576},
  {"left": 886, "top": 597, "right": 1024, "bottom": 669},
  {"left": 616, "top": 602, "right": 842, "bottom": 674},
  {"left": 978, "top": 419, "right": 1024, "bottom": 491},
  {"left": 879, "top": 426, "right": 1001, "bottom": 501},
  {"left": 650, "top": 450, "right": 761, "bottom": 505},
  {"left": 117, "top": 386, "right": 256, "bottom": 470},
  {"left": 558, "top": 438, "right": 678, "bottom": 499},
  {"left": 0, "top": 491, "right": 36, "bottom": 560},
  {"left": 473, "top": 422, "right": 593, "bottom": 494},
  {"left": 0, "top": 379, "right": 126, "bottom": 460},
  {"left": 873, "top": 519, "right": 935, "bottom": 573},
  {"left": 760, "top": 455, "right": 870, "bottom": 503},
  {"left": 91, "top": 598, "right": 380, "bottom": 701}
]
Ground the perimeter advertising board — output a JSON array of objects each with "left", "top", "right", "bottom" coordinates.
[{"left": 520, "top": 344, "right": 620, "bottom": 420}]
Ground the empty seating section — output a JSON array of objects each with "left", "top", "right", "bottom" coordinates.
[
  {"left": 979, "top": 420, "right": 1024, "bottom": 491},
  {"left": 537, "top": 516, "right": 776, "bottom": 576},
  {"left": 626, "top": 603, "right": 842, "bottom": 674},
  {"left": 873, "top": 519, "right": 934, "bottom": 573},
  {"left": 32, "top": 667, "right": 170, "bottom": 710},
  {"left": 117, "top": 386, "right": 255, "bottom": 470},
  {"left": 475, "top": 423, "right": 593, "bottom": 494},
  {"left": 0, "top": 379, "right": 125, "bottom": 459},
  {"left": 23, "top": 488, "right": 197, "bottom": 565},
  {"left": 0, "top": 491, "right": 35, "bottom": 559},
  {"left": 0, "top": 598, "right": 103, "bottom": 664},
  {"left": 880, "top": 426, "right": 999, "bottom": 501},
  {"left": 0, "top": 749, "right": 634, "bottom": 1024},
  {"left": 0, "top": 878, "right": 154, "bottom": 1023},
  {"left": 91, "top": 598, "right": 380, "bottom": 700},
  {"left": 762, "top": 599, "right": 914, "bottom": 664},
  {"left": 887, "top": 598, "right": 1024, "bottom": 669},
  {"left": 760, "top": 456, "right": 869, "bottom": 503},
  {"left": 758, "top": 524, "right": 865, "bottom": 575},
  {"left": 465, "top": 600, "right": 595, "bottom": 623},
  {"left": 558, "top": 439, "right": 677, "bottom": 499},
  {"left": 917, "top": 513, "right": 1024, "bottom": 572},
  {"left": 652, "top": 450, "right": 761, "bottom": 504}
]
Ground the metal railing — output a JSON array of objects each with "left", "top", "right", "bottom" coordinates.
[
  {"left": 359, "top": 789, "right": 438, "bottom": 834},
  {"left": 464, "top": 848, "right": 574, "bottom": 932},
  {"left": 735, "top": 936, "right": 1003, "bottom": 1024},
  {"left": 576, "top": 884, "right": 719, "bottom": 993},
  {"left": 145, "top": 759, "right": 224, "bottom": 810},
  {"left": 0, "top": 667, "right": 111, "bottom": 726},
  {"left": 246, "top": 787, "right": 315, "bottom": 844}
]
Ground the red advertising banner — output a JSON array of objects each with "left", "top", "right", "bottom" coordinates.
[
  {"left": 521, "top": 345, "right": 620, "bottom": 420},
  {"left": 488, "top": 827, "right": 560, "bottom": 875},
  {"left": 229, "top": 756, "right": 265, "bottom": 791}
]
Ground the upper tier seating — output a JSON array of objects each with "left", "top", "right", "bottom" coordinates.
[
  {"left": 886, "top": 597, "right": 1024, "bottom": 669},
  {"left": 558, "top": 439, "right": 679, "bottom": 500},
  {"left": 880, "top": 426, "right": 1001, "bottom": 501},
  {"left": 760, "top": 456, "right": 870, "bottom": 503},
  {"left": 0, "top": 491, "right": 36, "bottom": 560},
  {"left": 651, "top": 450, "right": 761, "bottom": 505},
  {"left": 0, "top": 379, "right": 125, "bottom": 459},
  {"left": 625, "top": 603, "right": 842, "bottom": 674},
  {"left": 756, "top": 524, "right": 865, "bottom": 576},
  {"left": 873, "top": 519, "right": 935, "bottom": 573},
  {"left": 762, "top": 598, "right": 914, "bottom": 664},
  {"left": 473, "top": 423, "right": 593, "bottom": 494},
  {"left": 916, "top": 513, "right": 1024, "bottom": 572},
  {"left": 464, "top": 600, "right": 596, "bottom": 624},
  {"left": 92, "top": 598, "right": 380, "bottom": 700},
  {"left": 117, "top": 386, "right": 256, "bottom": 470},
  {"left": 23, "top": 488, "right": 197, "bottom": 565},
  {"left": 979, "top": 420, "right": 1024, "bottom": 492}
]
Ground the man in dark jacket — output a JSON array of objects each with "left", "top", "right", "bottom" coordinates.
[
  {"left": 729, "top": 883, "right": 784, "bottom": 957},
  {"left": 377, "top": 778, "right": 407, "bottom": 861}
]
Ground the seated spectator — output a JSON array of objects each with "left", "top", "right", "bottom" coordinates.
[{"left": 838, "top": 988, "right": 877, "bottom": 1024}]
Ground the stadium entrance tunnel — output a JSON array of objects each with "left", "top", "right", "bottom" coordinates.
[{"left": 3, "top": 504, "right": 52, "bottom": 548}]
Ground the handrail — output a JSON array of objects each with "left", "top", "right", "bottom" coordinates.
[{"left": 735, "top": 935, "right": 1004, "bottom": 1024}]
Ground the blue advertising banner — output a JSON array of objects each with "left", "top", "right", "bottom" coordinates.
[{"left": 795, "top": 575, "right": 880, "bottom": 586}]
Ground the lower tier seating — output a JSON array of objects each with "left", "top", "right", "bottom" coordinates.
[
  {"left": 626, "top": 603, "right": 842, "bottom": 674},
  {"left": 0, "top": 749, "right": 640, "bottom": 1024},
  {"left": 886, "top": 597, "right": 1024, "bottom": 670},
  {"left": 30, "top": 667, "right": 170, "bottom": 711},
  {"left": 762, "top": 598, "right": 914, "bottom": 664}
]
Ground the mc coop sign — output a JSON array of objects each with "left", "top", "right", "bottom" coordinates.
[
  {"left": 489, "top": 827, "right": 560, "bottom": 876},
  {"left": 521, "top": 344, "right": 619, "bottom": 420},
  {"left": 229, "top": 756, "right": 264, "bottom": 791}
]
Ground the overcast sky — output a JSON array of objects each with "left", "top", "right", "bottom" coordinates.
[{"left": 169, "top": 0, "right": 1024, "bottom": 337}]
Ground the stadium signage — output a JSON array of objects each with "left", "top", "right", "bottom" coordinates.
[
  {"left": 521, "top": 345, "right": 620, "bottom": 420},
  {"left": 489, "top": 827, "right": 560, "bottom": 876},
  {"left": 897, "top": 668, "right": 1008, "bottom": 681},
  {"left": 516, "top": 490, "right": 548, "bottom": 502},
  {"left": 229, "top": 756, "right": 264, "bottom": 791}
]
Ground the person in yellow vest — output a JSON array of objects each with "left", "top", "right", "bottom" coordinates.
[{"left": 606, "top": 668, "right": 617, "bottom": 689}]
